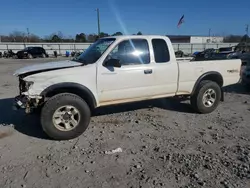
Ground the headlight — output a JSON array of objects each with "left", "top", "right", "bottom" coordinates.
[
  {"left": 25, "top": 81, "right": 34, "bottom": 89},
  {"left": 19, "top": 78, "right": 34, "bottom": 93}
]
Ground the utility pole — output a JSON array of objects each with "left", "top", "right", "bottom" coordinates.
[
  {"left": 27, "top": 28, "right": 30, "bottom": 43},
  {"left": 208, "top": 28, "right": 211, "bottom": 43},
  {"left": 246, "top": 24, "right": 249, "bottom": 36},
  {"left": 96, "top": 8, "right": 100, "bottom": 36}
]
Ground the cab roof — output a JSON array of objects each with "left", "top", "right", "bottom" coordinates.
[{"left": 103, "top": 35, "right": 168, "bottom": 39}]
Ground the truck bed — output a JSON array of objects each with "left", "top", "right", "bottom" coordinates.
[{"left": 177, "top": 59, "right": 241, "bottom": 95}]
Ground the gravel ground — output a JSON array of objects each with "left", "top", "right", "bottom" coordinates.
[{"left": 0, "top": 58, "right": 250, "bottom": 188}]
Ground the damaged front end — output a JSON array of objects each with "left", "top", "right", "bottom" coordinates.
[{"left": 13, "top": 77, "right": 43, "bottom": 113}]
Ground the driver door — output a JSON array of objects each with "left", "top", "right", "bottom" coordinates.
[{"left": 97, "top": 39, "right": 155, "bottom": 105}]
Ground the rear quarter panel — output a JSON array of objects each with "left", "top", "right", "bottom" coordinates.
[{"left": 178, "top": 59, "right": 241, "bottom": 94}]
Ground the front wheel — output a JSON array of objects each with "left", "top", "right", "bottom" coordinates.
[
  {"left": 190, "top": 80, "right": 221, "bottom": 114},
  {"left": 41, "top": 93, "right": 91, "bottom": 140},
  {"left": 27, "top": 53, "right": 33, "bottom": 59}
]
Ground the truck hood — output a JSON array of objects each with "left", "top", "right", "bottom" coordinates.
[{"left": 13, "top": 60, "right": 83, "bottom": 76}]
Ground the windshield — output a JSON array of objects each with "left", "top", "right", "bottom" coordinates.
[
  {"left": 72, "top": 38, "right": 116, "bottom": 64},
  {"left": 24, "top": 47, "right": 32, "bottom": 50}
]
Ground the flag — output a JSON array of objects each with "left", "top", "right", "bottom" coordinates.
[{"left": 177, "top": 15, "right": 184, "bottom": 28}]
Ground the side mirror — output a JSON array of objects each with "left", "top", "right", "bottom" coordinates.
[{"left": 104, "top": 58, "right": 121, "bottom": 68}]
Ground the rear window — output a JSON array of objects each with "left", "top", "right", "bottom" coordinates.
[
  {"left": 219, "top": 47, "right": 232, "bottom": 52},
  {"left": 152, "top": 39, "right": 170, "bottom": 63}
]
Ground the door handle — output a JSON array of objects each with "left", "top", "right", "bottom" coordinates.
[
  {"left": 144, "top": 69, "right": 152, "bottom": 74},
  {"left": 101, "top": 72, "right": 117, "bottom": 75}
]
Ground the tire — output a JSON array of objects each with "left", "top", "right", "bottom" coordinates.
[
  {"left": 40, "top": 93, "right": 91, "bottom": 140},
  {"left": 27, "top": 53, "right": 33, "bottom": 59},
  {"left": 190, "top": 80, "right": 221, "bottom": 114},
  {"left": 42, "top": 53, "right": 46, "bottom": 58}
]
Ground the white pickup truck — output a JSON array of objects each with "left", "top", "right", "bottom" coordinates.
[{"left": 13, "top": 35, "right": 241, "bottom": 140}]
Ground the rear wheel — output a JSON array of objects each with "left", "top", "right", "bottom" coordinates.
[
  {"left": 41, "top": 93, "right": 91, "bottom": 140},
  {"left": 42, "top": 53, "right": 46, "bottom": 58},
  {"left": 190, "top": 80, "right": 221, "bottom": 114}
]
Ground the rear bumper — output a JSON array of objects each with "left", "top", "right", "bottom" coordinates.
[{"left": 242, "top": 74, "right": 250, "bottom": 85}]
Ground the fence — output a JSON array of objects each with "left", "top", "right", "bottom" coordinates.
[
  {"left": 0, "top": 42, "right": 238, "bottom": 55},
  {"left": 0, "top": 43, "right": 92, "bottom": 55}
]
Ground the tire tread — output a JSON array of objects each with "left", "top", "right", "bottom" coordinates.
[
  {"left": 191, "top": 80, "right": 221, "bottom": 114},
  {"left": 41, "top": 93, "right": 90, "bottom": 140}
]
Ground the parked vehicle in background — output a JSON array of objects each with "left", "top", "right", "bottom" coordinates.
[
  {"left": 54, "top": 51, "right": 58, "bottom": 58},
  {"left": 192, "top": 47, "right": 242, "bottom": 61},
  {"left": 71, "top": 50, "right": 82, "bottom": 58},
  {"left": 2, "top": 50, "right": 16, "bottom": 58},
  {"left": 13, "top": 35, "right": 241, "bottom": 140},
  {"left": 16, "top": 47, "right": 49, "bottom": 59},
  {"left": 218, "top": 46, "right": 236, "bottom": 54},
  {"left": 240, "top": 53, "right": 250, "bottom": 86},
  {"left": 192, "top": 49, "right": 218, "bottom": 61},
  {"left": 175, "top": 50, "right": 184, "bottom": 57}
]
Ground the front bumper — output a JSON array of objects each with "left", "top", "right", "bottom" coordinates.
[
  {"left": 13, "top": 95, "right": 29, "bottom": 111},
  {"left": 13, "top": 94, "right": 43, "bottom": 113}
]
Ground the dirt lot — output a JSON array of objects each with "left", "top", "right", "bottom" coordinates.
[{"left": 0, "top": 58, "right": 250, "bottom": 188}]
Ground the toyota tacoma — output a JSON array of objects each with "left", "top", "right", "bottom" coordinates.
[{"left": 13, "top": 35, "right": 241, "bottom": 140}]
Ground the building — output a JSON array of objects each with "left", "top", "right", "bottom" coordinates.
[
  {"left": 190, "top": 36, "right": 224, "bottom": 43},
  {"left": 167, "top": 35, "right": 191, "bottom": 43},
  {"left": 167, "top": 35, "right": 224, "bottom": 43}
]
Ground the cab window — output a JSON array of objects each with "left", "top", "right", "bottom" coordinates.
[
  {"left": 107, "top": 39, "right": 150, "bottom": 65},
  {"left": 152, "top": 39, "right": 170, "bottom": 63}
]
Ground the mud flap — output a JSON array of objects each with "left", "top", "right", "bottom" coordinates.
[{"left": 220, "top": 88, "right": 224, "bottom": 102}]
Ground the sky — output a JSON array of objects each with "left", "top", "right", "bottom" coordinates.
[{"left": 0, "top": 0, "right": 249, "bottom": 38}]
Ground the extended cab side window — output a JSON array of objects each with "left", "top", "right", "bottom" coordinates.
[
  {"left": 152, "top": 39, "right": 170, "bottom": 63},
  {"left": 108, "top": 39, "right": 150, "bottom": 65},
  {"left": 38, "top": 47, "right": 44, "bottom": 53},
  {"left": 35, "top": 47, "right": 41, "bottom": 53},
  {"left": 29, "top": 48, "right": 35, "bottom": 53}
]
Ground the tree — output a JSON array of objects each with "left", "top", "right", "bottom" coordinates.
[
  {"left": 51, "top": 35, "right": 61, "bottom": 42},
  {"left": 87, "top": 34, "right": 98, "bottom": 42},
  {"left": 223, "top": 35, "right": 242, "bottom": 43},
  {"left": 75, "top": 33, "right": 87, "bottom": 42},
  {"left": 137, "top": 31, "right": 142, "bottom": 35},
  {"left": 29, "top": 34, "right": 41, "bottom": 42},
  {"left": 57, "top": 31, "right": 64, "bottom": 39},
  {"left": 112, "top": 32, "right": 123, "bottom": 36},
  {"left": 0, "top": 35, "right": 12, "bottom": 42},
  {"left": 240, "top": 34, "right": 250, "bottom": 43},
  {"left": 99, "top": 32, "right": 109, "bottom": 38},
  {"left": 9, "top": 31, "right": 26, "bottom": 42}
]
